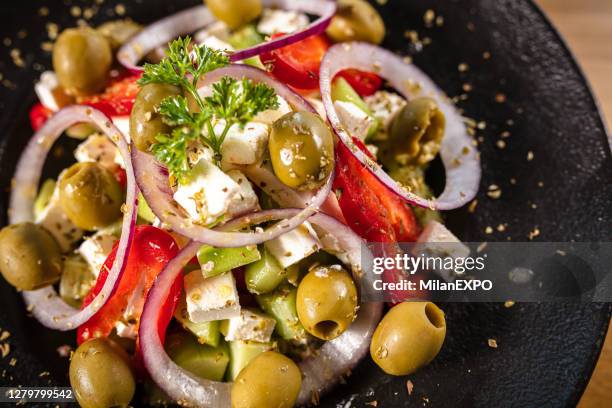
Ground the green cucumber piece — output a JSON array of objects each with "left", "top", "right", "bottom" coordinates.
[
  {"left": 256, "top": 284, "right": 305, "bottom": 340},
  {"left": 332, "top": 77, "right": 380, "bottom": 139},
  {"left": 33, "top": 179, "right": 56, "bottom": 219},
  {"left": 228, "top": 25, "right": 265, "bottom": 69},
  {"left": 166, "top": 331, "right": 229, "bottom": 382},
  {"left": 137, "top": 192, "right": 156, "bottom": 223},
  {"left": 174, "top": 296, "right": 221, "bottom": 347},
  {"left": 197, "top": 245, "right": 261, "bottom": 278},
  {"left": 245, "top": 246, "right": 287, "bottom": 294},
  {"left": 226, "top": 340, "right": 276, "bottom": 381},
  {"left": 59, "top": 254, "right": 95, "bottom": 308}
]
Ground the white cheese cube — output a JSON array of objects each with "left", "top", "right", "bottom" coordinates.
[
  {"left": 74, "top": 134, "right": 122, "bottom": 170},
  {"left": 35, "top": 184, "right": 83, "bottom": 251},
  {"left": 253, "top": 96, "right": 292, "bottom": 125},
  {"left": 219, "top": 121, "right": 269, "bottom": 167},
  {"left": 194, "top": 21, "right": 231, "bottom": 43},
  {"left": 364, "top": 91, "right": 407, "bottom": 130},
  {"left": 257, "top": 9, "right": 309, "bottom": 35},
  {"left": 111, "top": 116, "right": 130, "bottom": 144},
  {"left": 265, "top": 222, "right": 321, "bottom": 268},
  {"left": 184, "top": 271, "right": 240, "bottom": 323},
  {"left": 226, "top": 170, "right": 260, "bottom": 217},
  {"left": 199, "top": 35, "right": 234, "bottom": 52},
  {"left": 115, "top": 271, "right": 147, "bottom": 339},
  {"left": 78, "top": 232, "right": 117, "bottom": 278},
  {"left": 115, "top": 321, "right": 138, "bottom": 339},
  {"left": 334, "top": 100, "right": 375, "bottom": 141},
  {"left": 224, "top": 308, "right": 276, "bottom": 343},
  {"left": 413, "top": 221, "right": 470, "bottom": 281},
  {"left": 173, "top": 158, "right": 242, "bottom": 225}
]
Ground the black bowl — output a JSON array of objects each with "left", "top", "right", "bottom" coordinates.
[{"left": 0, "top": 1, "right": 610, "bottom": 407}]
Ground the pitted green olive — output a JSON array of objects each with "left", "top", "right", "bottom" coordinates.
[
  {"left": 58, "top": 162, "right": 123, "bottom": 231},
  {"left": 52, "top": 27, "right": 112, "bottom": 96},
  {"left": 231, "top": 351, "right": 301, "bottom": 408},
  {"left": 370, "top": 301, "right": 446, "bottom": 376},
  {"left": 387, "top": 97, "right": 445, "bottom": 166},
  {"left": 326, "top": 0, "right": 385, "bottom": 44},
  {"left": 0, "top": 222, "right": 62, "bottom": 291},
  {"left": 296, "top": 265, "right": 358, "bottom": 340},
  {"left": 269, "top": 111, "right": 334, "bottom": 191},
  {"left": 70, "top": 338, "right": 135, "bottom": 408},
  {"left": 206, "top": 0, "right": 262, "bottom": 30},
  {"left": 97, "top": 19, "right": 143, "bottom": 50},
  {"left": 130, "top": 83, "right": 183, "bottom": 152}
]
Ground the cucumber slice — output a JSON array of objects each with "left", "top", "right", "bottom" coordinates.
[
  {"left": 174, "top": 296, "right": 221, "bottom": 347},
  {"left": 245, "top": 246, "right": 287, "bottom": 294},
  {"left": 226, "top": 340, "right": 276, "bottom": 381},
  {"left": 33, "top": 179, "right": 56, "bottom": 219},
  {"left": 256, "top": 284, "right": 305, "bottom": 340},
  {"left": 166, "top": 331, "right": 229, "bottom": 382},
  {"left": 197, "top": 245, "right": 261, "bottom": 278}
]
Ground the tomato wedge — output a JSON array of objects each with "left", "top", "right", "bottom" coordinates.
[
  {"left": 260, "top": 33, "right": 330, "bottom": 90},
  {"left": 29, "top": 103, "right": 52, "bottom": 131},
  {"left": 80, "top": 74, "right": 141, "bottom": 117},
  {"left": 337, "top": 69, "right": 383, "bottom": 97},
  {"left": 77, "top": 225, "right": 180, "bottom": 345},
  {"left": 334, "top": 139, "right": 424, "bottom": 302}
]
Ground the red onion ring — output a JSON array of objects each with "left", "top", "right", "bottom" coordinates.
[
  {"left": 9, "top": 106, "right": 138, "bottom": 330},
  {"left": 139, "top": 209, "right": 382, "bottom": 406},
  {"left": 320, "top": 42, "right": 481, "bottom": 210},
  {"left": 117, "top": 0, "right": 336, "bottom": 72}
]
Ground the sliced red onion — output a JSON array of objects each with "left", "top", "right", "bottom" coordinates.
[
  {"left": 139, "top": 209, "right": 382, "bottom": 407},
  {"left": 132, "top": 147, "right": 333, "bottom": 248},
  {"left": 9, "top": 106, "right": 138, "bottom": 330},
  {"left": 117, "top": 0, "right": 336, "bottom": 72},
  {"left": 229, "top": 0, "right": 336, "bottom": 62},
  {"left": 320, "top": 42, "right": 481, "bottom": 210},
  {"left": 117, "top": 5, "right": 216, "bottom": 73}
]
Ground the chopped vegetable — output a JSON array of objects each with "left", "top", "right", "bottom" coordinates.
[{"left": 197, "top": 244, "right": 261, "bottom": 278}]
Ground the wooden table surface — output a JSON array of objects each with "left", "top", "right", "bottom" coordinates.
[{"left": 536, "top": 1, "right": 612, "bottom": 406}]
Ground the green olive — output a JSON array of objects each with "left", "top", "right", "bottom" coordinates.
[
  {"left": 70, "top": 338, "right": 135, "bottom": 408},
  {"left": 370, "top": 301, "right": 446, "bottom": 376},
  {"left": 97, "top": 19, "right": 143, "bottom": 50},
  {"left": 326, "top": 0, "right": 385, "bottom": 44},
  {"left": 58, "top": 162, "right": 123, "bottom": 231},
  {"left": 52, "top": 27, "right": 112, "bottom": 96},
  {"left": 0, "top": 222, "right": 62, "bottom": 291},
  {"left": 386, "top": 97, "right": 445, "bottom": 166},
  {"left": 269, "top": 112, "right": 334, "bottom": 191},
  {"left": 296, "top": 265, "right": 358, "bottom": 340},
  {"left": 206, "top": 0, "right": 262, "bottom": 30},
  {"left": 130, "top": 83, "right": 183, "bottom": 152},
  {"left": 231, "top": 351, "right": 301, "bottom": 408}
]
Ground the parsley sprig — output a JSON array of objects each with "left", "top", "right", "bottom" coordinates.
[{"left": 137, "top": 37, "right": 279, "bottom": 182}]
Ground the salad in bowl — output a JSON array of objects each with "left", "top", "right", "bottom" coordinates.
[{"left": 0, "top": 0, "right": 480, "bottom": 407}]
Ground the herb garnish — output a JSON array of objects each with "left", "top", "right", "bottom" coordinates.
[{"left": 138, "top": 37, "right": 279, "bottom": 181}]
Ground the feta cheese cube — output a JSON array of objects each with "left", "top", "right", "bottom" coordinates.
[
  {"left": 253, "top": 96, "right": 292, "bottom": 125},
  {"left": 413, "top": 221, "right": 470, "bottom": 281},
  {"left": 226, "top": 170, "right": 260, "bottom": 217},
  {"left": 74, "top": 134, "right": 122, "bottom": 170},
  {"left": 78, "top": 232, "right": 117, "bottom": 278},
  {"left": 265, "top": 222, "right": 321, "bottom": 268},
  {"left": 194, "top": 21, "right": 231, "bottom": 43},
  {"left": 257, "top": 9, "right": 309, "bottom": 35},
  {"left": 334, "top": 100, "right": 375, "bottom": 141},
  {"left": 112, "top": 116, "right": 130, "bottom": 144},
  {"left": 173, "top": 158, "right": 242, "bottom": 225},
  {"left": 184, "top": 270, "right": 241, "bottom": 323},
  {"left": 224, "top": 308, "right": 276, "bottom": 343},
  {"left": 219, "top": 121, "right": 269, "bottom": 166},
  {"left": 199, "top": 35, "right": 234, "bottom": 52},
  {"left": 364, "top": 91, "right": 407, "bottom": 130},
  {"left": 35, "top": 184, "right": 83, "bottom": 251}
]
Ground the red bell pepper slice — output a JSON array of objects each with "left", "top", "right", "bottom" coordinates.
[
  {"left": 334, "top": 139, "right": 425, "bottom": 302},
  {"left": 336, "top": 68, "right": 383, "bottom": 97},
  {"left": 77, "top": 225, "right": 181, "bottom": 345},
  {"left": 29, "top": 103, "right": 52, "bottom": 131}
]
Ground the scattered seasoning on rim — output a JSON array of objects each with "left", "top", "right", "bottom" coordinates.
[
  {"left": 504, "top": 300, "right": 515, "bottom": 308},
  {"left": 407, "top": 380, "right": 414, "bottom": 395},
  {"left": 487, "top": 338, "right": 499, "bottom": 348}
]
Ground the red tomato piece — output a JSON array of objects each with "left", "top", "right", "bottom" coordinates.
[
  {"left": 29, "top": 103, "right": 52, "bottom": 131},
  {"left": 80, "top": 74, "right": 141, "bottom": 117},
  {"left": 260, "top": 33, "right": 330, "bottom": 90},
  {"left": 77, "top": 225, "right": 180, "bottom": 345},
  {"left": 337, "top": 68, "right": 383, "bottom": 97}
]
